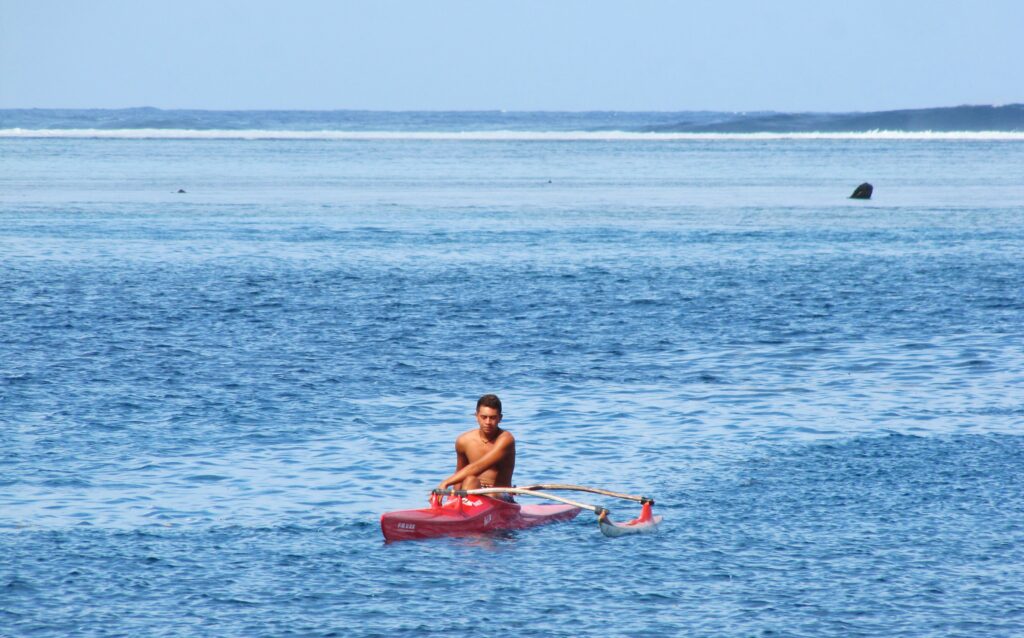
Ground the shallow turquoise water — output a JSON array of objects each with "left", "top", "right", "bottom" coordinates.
[{"left": 2, "top": 135, "right": 1023, "bottom": 637}]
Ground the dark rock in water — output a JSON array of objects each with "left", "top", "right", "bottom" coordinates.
[
  {"left": 177, "top": 189, "right": 186, "bottom": 193},
  {"left": 850, "top": 183, "right": 873, "bottom": 199}
]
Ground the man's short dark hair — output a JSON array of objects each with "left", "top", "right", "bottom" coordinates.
[{"left": 476, "top": 394, "right": 502, "bottom": 414}]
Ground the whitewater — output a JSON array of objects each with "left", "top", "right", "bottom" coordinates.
[{"left": 4, "top": 128, "right": 1024, "bottom": 140}]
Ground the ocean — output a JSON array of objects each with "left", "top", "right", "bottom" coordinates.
[{"left": 1, "top": 109, "right": 1023, "bottom": 637}]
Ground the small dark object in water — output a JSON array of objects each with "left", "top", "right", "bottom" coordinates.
[
  {"left": 177, "top": 189, "right": 187, "bottom": 194},
  {"left": 850, "top": 183, "right": 873, "bottom": 199}
]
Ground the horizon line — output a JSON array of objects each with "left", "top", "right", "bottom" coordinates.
[{"left": 2, "top": 103, "right": 1022, "bottom": 115}]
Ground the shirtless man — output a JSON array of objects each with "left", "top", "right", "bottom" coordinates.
[{"left": 437, "top": 394, "right": 516, "bottom": 497}]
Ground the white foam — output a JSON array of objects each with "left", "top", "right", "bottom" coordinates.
[{"left": 2, "top": 128, "right": 1024, "bottom": 141}]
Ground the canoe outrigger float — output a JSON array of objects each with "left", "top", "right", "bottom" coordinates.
[{"left": 380, "top": 484, "right": 661, "bottom": 542}]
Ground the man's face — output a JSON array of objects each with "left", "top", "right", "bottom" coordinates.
[{"left": 476, "top": 406, "right": 502, "bottom": 437}]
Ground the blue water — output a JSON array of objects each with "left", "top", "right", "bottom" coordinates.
[{"left": 2, "top": 117, "right": 1024, "bottom": 637}]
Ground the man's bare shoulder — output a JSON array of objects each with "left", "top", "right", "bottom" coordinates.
[
  {"left": 456, "top": 429, "right": 515, "bottom": 444},
  {"left": 454, "top": 429, "right": 477, "bottom": 450}
]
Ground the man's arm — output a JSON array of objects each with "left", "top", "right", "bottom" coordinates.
[
  {"left": 438, "top": 433, "right": 514, "bottom": 490},
  {"left": 456, "top": 439, "right": 468, "bottom": 470}
]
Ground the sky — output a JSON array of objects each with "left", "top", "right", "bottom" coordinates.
[{"left": 1, "top": 0, "right": 1022, "bottom": 112}]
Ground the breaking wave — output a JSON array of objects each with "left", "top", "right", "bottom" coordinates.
[{"left": 2, "top": 104, "right": 1023, "bottom": 138}]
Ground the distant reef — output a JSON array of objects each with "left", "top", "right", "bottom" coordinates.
[{"left": 645, "top": 104, "right": 1024, "bottom": 133}]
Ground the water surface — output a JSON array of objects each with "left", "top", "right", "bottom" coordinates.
[{"left": 2, "top": 131, "right": 1023, "bottom": 637}]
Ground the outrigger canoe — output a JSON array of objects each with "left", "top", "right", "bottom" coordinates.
[{"left": 381, "top": 484, "right": 661, "bottom": 542}]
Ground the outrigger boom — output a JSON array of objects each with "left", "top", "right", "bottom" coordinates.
[{"left": 519, "top": 484, "right": 655, "bottom": 505}]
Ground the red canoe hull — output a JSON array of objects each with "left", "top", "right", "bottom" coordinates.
[{"left": 381, "top": 495, "right": 581, "bottom": 541}]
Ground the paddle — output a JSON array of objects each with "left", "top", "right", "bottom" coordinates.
[
  {"left": 433, "top": 486, "right": 661, "bottom": 537},
  {"left": 433, "top": 487, "right": 607, "bottom": 515}
]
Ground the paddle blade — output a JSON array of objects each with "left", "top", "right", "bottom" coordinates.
[{"left": 598, "top": 502, "right": 662, "bottom": 537}]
